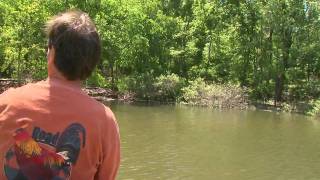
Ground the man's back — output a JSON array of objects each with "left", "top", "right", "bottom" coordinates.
[{"left": 0, "top": 78, "right": 120, "bottom": 180}]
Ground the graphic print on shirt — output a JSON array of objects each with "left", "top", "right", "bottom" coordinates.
[{"left": 3, "top": 123, "right": 86, "bottom": 180}]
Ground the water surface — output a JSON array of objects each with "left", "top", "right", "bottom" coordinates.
[{"left": 109, "top": 103, "right": 320, "bottom": 180}]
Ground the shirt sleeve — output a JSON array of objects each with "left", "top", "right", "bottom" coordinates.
[
  {"left": 0, "top": 95, "right": 5, "bottom": 114},
  {"left": 0, "top": 89, "right": 11, "bottom": 120},
  {"left": 95, "top": 107, "right": 121, "bottom": 180},
  {"left": 0, "top": 88, "right": 15, "bottom": 146}
]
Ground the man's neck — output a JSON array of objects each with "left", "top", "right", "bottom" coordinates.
[
  {"left": 48, "top": 74, "right": 82, "bottom": 88},
  {"left": 47, "top": 56, "right": 82, "bottom": 88}
]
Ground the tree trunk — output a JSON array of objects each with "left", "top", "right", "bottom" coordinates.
[{"left": 275, "top": 73, "right": 284, "bottom": 105}]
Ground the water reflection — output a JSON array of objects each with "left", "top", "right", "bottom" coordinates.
[{"left": 109, "top": 103, "right": 320, "bottom": 180}]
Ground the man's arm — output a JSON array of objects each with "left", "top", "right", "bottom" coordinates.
[
  {"left": 95, "top": 108, "right": 120, "bottom": 180},
  {"left": 0, "top": 89, "right": 11, "bottom": 121}
]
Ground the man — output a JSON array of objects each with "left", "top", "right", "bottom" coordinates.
[{"left": 0, "top": 10, "right": 120, "bottom": 180}]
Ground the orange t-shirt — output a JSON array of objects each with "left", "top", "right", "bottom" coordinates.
[{"left": 0, "top": 78, "right": 120, "bottom": 180}]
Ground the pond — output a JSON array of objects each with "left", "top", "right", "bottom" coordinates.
[{"left": 108, "top": 103, "right": 320, "bottom": 180}]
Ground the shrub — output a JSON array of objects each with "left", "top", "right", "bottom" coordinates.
[
  {"left": 86, "top": 69, "right": 108, "bottom": 88},
  {"left": 288, "top": 82, "right": 320, "bottom": 101},
  {"left": 116, "top": 73, "right": 155, "bottom": 100},
  {"left": 153, "top": 74, "right": 185, "bottom": 102},
  {"left": 306, "top": 99, "right": 320, "bottom": 116},
  {"left": 181, "top": 78, "right": 248, "bottom": 109}
]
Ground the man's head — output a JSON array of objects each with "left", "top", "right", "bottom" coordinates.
[{"left": 45, "top": 10, "right": 101, "bottom": 81}]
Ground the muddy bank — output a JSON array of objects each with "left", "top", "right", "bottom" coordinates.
[{"left": 83, "top": 87, "right": 135, "bottom": 102}]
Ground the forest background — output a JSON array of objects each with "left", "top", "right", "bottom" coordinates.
[{"left": 1, "top": 0, "right": 320, "bottom": 114}]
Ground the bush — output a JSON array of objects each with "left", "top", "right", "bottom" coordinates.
[
  {"left": 306, "top": 99, "right": 320, "bottom": 116},
  {"left": 116, "top": 72, "right": 155, "bottom": 100},
  {"left": 86, "top": 69, "right": 108, "bottom": 88},
  {"left": 116, "top": 73, "right": 185, "bottom": 101},
  {"left": 181, "top": 78, "right": 248, "bottom": 109},
  {"left": 287, "top": 82, "right": 320, "bottom": 101},
  {"left": 249, "top": 81, "right": 274, "bottom": 102},
  {"left": 153, "top": 74, "right": 185, "bottom": 102}
]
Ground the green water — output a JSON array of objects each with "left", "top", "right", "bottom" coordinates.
[{"left": 109, "top": 103, "right": 320, "bottom": 180}]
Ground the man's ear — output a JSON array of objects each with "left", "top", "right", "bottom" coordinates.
[
  {"left": 47, "top": 47, "right": 55, "bottom": 64},
  {"left": 47, "top": 47, "right": 56, "bottom": 77}
]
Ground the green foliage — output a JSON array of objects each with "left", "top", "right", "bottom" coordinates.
[
  {"left": 116, "top": 73, "right": 155, "bottom": 100},
  {"left": 153, "top": 74, "right": 185, "bottom": 102},
  {"left": 116, "top": 73, "right": 185, "bottom": 102},
  {"left": 1, "top": 0, "right": 320, "bottom": 109},
  {"left": 0, "top": 0, "right": 48, "bottom": 80},
  {"left": 181, "top": 78, "right": 247, "bottom": 108},
  {"left": 306, "top": 99, "right": 320, "bottom": 116},
  {"left": 86, "top": 69, "right": 108, "bottom": 88}
]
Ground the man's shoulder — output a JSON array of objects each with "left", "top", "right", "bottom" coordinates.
[
  {"left": 89, "top": 99, "right": 115, "bottom": 120},
  {"left": 0, "top": 81, "right": 46, "bottom": 104},
  {"left": 103, "top": 105, "right": 116, "bottom": 121},
  {"left": 1, "top": 81, "right": 42, "bottom": 93},
  {"left": 0, "top": 85, "right": 21, "bottom": 101}
]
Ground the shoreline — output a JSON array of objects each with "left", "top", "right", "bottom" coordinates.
[
  {"left": 85, "top": 87, "right": 310, "bottom": 115},
  {"left": 0, "top": 80, "right": 312, "bottom": 115}
]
